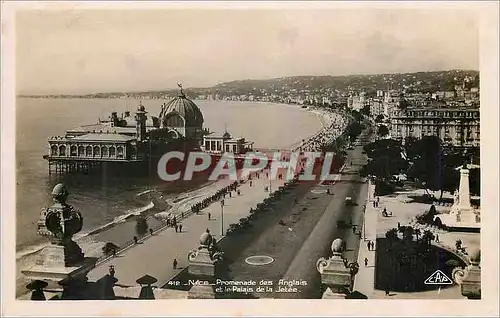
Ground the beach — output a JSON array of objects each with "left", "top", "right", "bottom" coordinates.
[{"left": 15, "top": 98, "right": 347, "bottom": 297}]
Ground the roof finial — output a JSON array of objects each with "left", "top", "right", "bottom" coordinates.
[
  {"left": 224, "top": 122, "right": 227, "bottom": 133},
  {"left": 177, "top": 82, "right": 185, "bottom": 98}
]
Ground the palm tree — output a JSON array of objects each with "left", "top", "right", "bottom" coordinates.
[
  {"left": 422, "top": 230, "right": 435, "bottom": 246},
  {"left": 414, "top": 228, "right": 421, "bottom": 242},
  {"left": 403, "top": 226, "right": 415, "bottom": 242},
  {"left": 385, "top": 228, "right": 399, "bottom": 249}
]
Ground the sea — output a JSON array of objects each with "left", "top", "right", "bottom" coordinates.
[{"left": 15, "top": 97, "right": 324, "bottom": 256}]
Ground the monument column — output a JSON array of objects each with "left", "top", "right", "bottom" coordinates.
[{"left": 458, "top": 167, "right": 472, "bottom": 210}]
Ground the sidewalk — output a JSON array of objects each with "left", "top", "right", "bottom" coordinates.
[
  {"left": 87, "top": 175, "right": 285, "bottom": 288},
  {"left": 353, "top": 181, "right": 376, "bottom": 298}
]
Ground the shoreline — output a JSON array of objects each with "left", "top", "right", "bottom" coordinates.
[
  {"left": 15, "top": 103, "right": 347, "bottom": 297},
  {"left": 16, "top": 104, "right": 341, "bottom": 257}
]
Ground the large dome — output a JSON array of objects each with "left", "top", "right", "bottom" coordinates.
[{"left": 161, "top": 91, "right": 204, "bottom": 127}]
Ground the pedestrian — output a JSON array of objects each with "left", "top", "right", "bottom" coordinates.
[
  {"left": 179, "top": 224, "right": 183, "bottom": 233},
  {"left": 373, "top": 201, "right": 376, "bottom": 208},
  {"left": 229, "top": 192, "right": 232, "bottom": 198},
  {"left": 352, "top": 226, "right": 356, "bottom": 234},
  {"left": 364, "top": 257, "right": 368, "bottom": 267},
  {"left": 436, "top": 234, "right": 439, "bottom": 243},
  {"left": 250, "top": 180, "right": 252, "bottom": 187},
  {"left": 133, "top": 236, "right": 138, "bottom": 244},
  {"left": 181, "top": 212, "right": 184, "bottom": 218},
  {"left": 385, "top": 287, "right": 390, "bottom": 296},
  {"left": 175, "top": 225, "right": 178, "bottom": 233},
  {"left": 149, "top": 228, "right": 154, "bottom": 236},
  {"left": 109, "top": 265, "right": 115, "bottom": 277},
  {"left": 397, "top": 222, "right": 401, "bottom": 229},
  {"left": 173, "top": 259, "right": 178, "bottom": 270},
  {"left": 367, "top": 241, "right": 371, "bottom": 251},
  {"left": 237, "top": 189, "right": 241, "bottom": 195},
  {"left": 208, "top": 212, "right": 211, "bottom": 220}
]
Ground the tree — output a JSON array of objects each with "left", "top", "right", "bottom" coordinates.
[
  {"left": 385, "top": 228, "right": 399, "bottom": 249},
  {"left": 421, "top": 230, "right": 435, "bottom": 246},
  {"left": 135, "top": 216, "right": 149, "bottom": 236},
  {"left": 363, "top": 139, "right": 408, "bottom": 180},
  {"left": 414, "top": 228, "right": 421, "bottom": 242},
  {"left": 405, "top": 136, "right": 443, "bottom": 196},
  {"left": 360, "top": 105, "right": 370, "bottom": 117},
  {"left": 377, "top": 125, "right": 389, "bottom": 138},
  {"left": 102, "top": 242, "right": 119, "bottom": 255},
  {"left": 469, "top": 168, "right": 480, "bottom": 196}
]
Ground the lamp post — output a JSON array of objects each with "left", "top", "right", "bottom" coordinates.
[{"left": 220, "top": 199, "right": 224, "bottom": 237}]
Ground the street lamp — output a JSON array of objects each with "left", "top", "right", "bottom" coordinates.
[{"left": 220, "top": 199, "right": 225, "bottom": 237}]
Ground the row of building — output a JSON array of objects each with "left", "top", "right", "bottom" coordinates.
[{"left": 353, "top": 87, "right": 481, "bottom": 149}]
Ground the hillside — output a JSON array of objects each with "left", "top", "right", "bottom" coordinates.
[{"left": 18, "top": 69, "right": 479, "bottom": 99}]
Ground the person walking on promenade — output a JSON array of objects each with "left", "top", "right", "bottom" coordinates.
[
  {"left": 208, "top": 212, "right": 211, "bottom": 220},
  {"left": 385, "top": 286, "right": 390, "bottom": 296},
  {"left": 367, "top": 241, "right": 371, "bottom": 251},
  {"left": 179, "top": 224, "right": 183, "bottom": 233},
  {"left": 173, "top": 259, "right": 178, "bottom": 270},
  {"left": 149, "top": 228, "right": 153, "bottom": 236},
  {"left": 133, "top": 236, "right": 138, "bottom": 244},
  {"left": 109, "top": 265, "right": 115, "bottom": 277},
  {"left": 364, "top": 257, "right": 368, "bottom": 267},
  {"left": 175, "top": 225, "right": 178, "bottom": 233},
  {"left": 250, "top": 180, "right": 252, "bottom": 187}
]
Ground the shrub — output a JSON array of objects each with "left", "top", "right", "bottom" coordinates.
[{"left": 375, "top": 180, "right": 396, "bottom": 196}]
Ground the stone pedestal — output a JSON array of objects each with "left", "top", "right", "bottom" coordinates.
[
  {"left": 22, "top": 183, "right": 94, "bottom": 300},
  {"left": 188, "top": 249, "right": 216, "bottom": 277},
  {"left": 187, "top": 283, "right": 216, "bottom": 299},
  {"left": 461, "top": 249, "right": 481, "bottom": 299},
  {"left": 186, "top": 230, "right": 223, "bottom": 299},
  {"left": 316, "top": 238, "right": 358, "bottom": 298}
]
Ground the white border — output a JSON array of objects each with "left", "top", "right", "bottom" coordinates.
[{"left": 2, "top": 1, "right": 499, "bottom": 316}]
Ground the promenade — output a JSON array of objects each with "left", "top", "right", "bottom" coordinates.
[
  {"left": 87, "top": 174, "right": 285, "bottom": 289},
  {"left": 353, "top": 181, "right": 376, "bottom": 298}
]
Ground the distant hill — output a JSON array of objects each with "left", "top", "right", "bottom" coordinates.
[{"left": 18, "top": 69, "right": 479, "bottom": 99}]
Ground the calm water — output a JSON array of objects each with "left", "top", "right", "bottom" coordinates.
[{"left": 16, "top": 98, "right": 321, "bottom": 251}]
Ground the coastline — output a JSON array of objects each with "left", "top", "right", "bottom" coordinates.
[{"left": 15, "top": 100, "right": 347, "bottom": 297}]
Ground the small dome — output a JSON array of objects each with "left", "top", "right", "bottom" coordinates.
[
  {"left": 161, "top": 95, "right": 204, "bottom": 127},
  {"left": 200, "top": 229, "right": 213, "bottom": 246},
  {"left": 469, "top": 248, "right": 480, "bottom": 265},
  {"left": 331, "top": 238, "right": 344, "bottom": 253},
  {"left": 52, "top": 183, "right": 68, "bottom": 202},
  {"left": 137, "top": 104, "right": 145, "bottom": 111},
  {"left": 223, "top": 132, "right": 231, "bottom": 139}
]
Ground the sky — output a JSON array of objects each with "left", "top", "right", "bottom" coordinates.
[{"left": 15, "top": 6, "right": 480, "bottom": 95}]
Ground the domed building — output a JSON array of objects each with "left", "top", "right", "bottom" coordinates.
[
  {"left": 44, "top": 83, "right": 254, "bottom": 174},
  {"left": 159, "top": 85, "right": 205, "bottom": 144}
]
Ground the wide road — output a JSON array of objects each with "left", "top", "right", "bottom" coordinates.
[
  {"left": 272, "top": 129, "right": 371, "bottom": 298},
  {"left": 221, "top": 128, "right": 372, "bottom": 299}
]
